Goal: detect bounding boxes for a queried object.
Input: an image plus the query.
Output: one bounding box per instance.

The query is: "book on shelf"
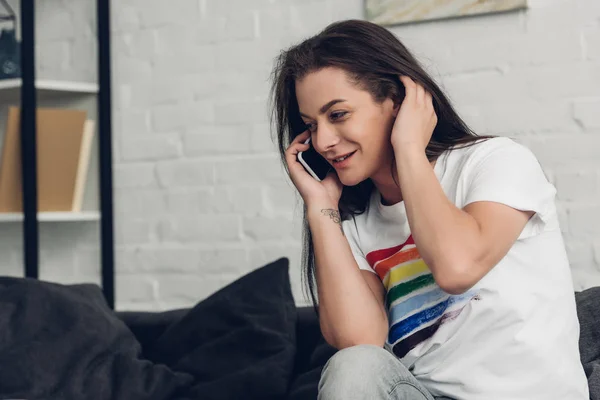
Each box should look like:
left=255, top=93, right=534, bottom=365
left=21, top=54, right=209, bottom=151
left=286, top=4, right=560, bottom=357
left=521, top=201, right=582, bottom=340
left=0, top=106, right=95, bottom=213
left=72, top=119, right=94, bottom=212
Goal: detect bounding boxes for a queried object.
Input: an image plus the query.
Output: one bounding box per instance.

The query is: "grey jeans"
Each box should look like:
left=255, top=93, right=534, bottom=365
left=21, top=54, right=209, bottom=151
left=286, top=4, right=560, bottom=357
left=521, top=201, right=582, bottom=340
left=318, top=344, right=452, bottom=400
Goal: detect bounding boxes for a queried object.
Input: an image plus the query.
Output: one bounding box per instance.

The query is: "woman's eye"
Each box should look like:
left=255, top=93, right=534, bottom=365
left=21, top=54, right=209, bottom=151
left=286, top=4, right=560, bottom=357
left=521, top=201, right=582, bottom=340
left=330, top=111, right=347, bottom=121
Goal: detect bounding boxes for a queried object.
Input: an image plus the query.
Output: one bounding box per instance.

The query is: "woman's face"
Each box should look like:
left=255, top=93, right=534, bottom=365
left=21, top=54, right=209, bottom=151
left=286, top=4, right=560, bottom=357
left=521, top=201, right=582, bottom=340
left=295, top=67, right=398, bottom=187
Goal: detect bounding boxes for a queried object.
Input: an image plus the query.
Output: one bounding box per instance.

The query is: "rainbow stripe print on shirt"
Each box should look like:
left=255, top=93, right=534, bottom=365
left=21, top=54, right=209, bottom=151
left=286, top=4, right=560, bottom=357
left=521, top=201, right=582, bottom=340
left=366, top=235, right=478, bottom=359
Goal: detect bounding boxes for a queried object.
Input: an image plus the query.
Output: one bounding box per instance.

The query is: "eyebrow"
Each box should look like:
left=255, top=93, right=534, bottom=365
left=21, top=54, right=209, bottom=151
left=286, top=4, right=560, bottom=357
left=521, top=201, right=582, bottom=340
left=299, top=99, right=347, bottom=119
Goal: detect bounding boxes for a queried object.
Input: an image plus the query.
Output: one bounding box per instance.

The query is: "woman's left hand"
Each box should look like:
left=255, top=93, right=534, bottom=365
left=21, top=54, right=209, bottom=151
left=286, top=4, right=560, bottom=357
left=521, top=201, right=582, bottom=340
left=390, top=76, right=438, bottom=153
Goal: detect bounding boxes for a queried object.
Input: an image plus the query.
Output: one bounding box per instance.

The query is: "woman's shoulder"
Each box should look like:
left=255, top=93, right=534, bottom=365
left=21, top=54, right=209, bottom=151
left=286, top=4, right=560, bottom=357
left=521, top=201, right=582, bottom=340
left=443, top=136, right=539, bottom=171
left=449, top=136, right=522, bottom=157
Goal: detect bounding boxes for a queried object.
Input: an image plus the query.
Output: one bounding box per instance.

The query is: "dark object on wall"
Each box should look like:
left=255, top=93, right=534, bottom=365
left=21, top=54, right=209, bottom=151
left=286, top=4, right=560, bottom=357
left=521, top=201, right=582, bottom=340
left=0, top=0, right=19, bottom=80
left=0, top=27, right=20, bottom=79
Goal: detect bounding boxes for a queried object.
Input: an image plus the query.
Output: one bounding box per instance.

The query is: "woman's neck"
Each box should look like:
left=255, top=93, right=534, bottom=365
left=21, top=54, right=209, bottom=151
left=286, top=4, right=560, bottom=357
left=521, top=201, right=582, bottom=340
left=371, top=159, right=437, bottom=206
left=371, top=170, right=403, bottom=206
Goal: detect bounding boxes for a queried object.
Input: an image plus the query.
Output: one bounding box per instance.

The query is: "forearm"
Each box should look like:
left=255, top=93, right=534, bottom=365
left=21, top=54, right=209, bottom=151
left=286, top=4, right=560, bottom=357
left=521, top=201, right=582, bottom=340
left=307, top=204, right=388, bottom=349
left=395, top=147, right=480, bottom=293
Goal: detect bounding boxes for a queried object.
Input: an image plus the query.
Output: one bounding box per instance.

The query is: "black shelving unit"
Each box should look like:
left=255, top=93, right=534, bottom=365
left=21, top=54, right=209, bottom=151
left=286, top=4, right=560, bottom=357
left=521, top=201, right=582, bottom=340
left=16, top=0, right=115, bottom=308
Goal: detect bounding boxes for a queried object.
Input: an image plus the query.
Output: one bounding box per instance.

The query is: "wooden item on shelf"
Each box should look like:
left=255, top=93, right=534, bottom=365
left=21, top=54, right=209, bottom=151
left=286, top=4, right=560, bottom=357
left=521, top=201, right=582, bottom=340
left=0, top=106, right=21, bottom=212
left=0, top=106, right=89, bottom=212
left=71, top=119, right=94, bottom=212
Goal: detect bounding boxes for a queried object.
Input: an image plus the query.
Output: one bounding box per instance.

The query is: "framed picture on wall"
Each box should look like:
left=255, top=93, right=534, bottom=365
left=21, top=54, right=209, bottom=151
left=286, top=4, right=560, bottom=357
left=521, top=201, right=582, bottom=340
left=366, top=0, right=527, bottom=26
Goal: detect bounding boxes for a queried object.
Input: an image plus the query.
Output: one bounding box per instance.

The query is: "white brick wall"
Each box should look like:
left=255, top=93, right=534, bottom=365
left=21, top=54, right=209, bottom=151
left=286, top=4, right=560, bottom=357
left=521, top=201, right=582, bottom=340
left=1, top=0, right=599, bottom=310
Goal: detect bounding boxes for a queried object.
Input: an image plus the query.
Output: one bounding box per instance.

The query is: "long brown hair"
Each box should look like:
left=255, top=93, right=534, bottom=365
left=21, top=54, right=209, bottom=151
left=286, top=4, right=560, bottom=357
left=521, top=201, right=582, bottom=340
left=269, top=19, right=492, bottom=310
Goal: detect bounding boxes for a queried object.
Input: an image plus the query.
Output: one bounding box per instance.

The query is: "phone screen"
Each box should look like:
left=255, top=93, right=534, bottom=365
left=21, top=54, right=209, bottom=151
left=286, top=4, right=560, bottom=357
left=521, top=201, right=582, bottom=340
left=297, top=138, right=332, bottom=181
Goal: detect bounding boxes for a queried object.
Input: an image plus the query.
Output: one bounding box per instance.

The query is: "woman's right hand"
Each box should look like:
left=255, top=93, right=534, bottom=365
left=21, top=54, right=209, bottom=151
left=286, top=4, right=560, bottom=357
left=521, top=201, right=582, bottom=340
left=285, top=130, right=343, bottom=209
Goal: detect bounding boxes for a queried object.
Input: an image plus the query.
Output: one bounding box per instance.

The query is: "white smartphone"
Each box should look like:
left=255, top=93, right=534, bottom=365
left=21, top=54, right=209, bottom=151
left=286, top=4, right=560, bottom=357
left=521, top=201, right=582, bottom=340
left=297, top=138, right=332, bottom=181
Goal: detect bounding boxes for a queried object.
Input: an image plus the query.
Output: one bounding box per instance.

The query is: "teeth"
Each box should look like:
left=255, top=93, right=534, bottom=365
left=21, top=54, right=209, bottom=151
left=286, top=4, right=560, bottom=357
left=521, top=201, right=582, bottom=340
left=335, top=154, right=351, bottom=162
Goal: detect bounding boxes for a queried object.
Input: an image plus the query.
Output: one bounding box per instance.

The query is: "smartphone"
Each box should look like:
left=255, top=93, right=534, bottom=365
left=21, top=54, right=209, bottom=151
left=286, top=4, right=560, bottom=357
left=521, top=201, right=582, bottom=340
left=297, top=138, right=332, bottom=181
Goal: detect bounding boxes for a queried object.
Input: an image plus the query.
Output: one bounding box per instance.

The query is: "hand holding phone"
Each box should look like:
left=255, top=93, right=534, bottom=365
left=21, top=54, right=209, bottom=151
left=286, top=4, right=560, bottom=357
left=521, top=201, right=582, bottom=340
left=285, top=131, right=342, bottom=208
left=297, top=138, right=332, bottom=181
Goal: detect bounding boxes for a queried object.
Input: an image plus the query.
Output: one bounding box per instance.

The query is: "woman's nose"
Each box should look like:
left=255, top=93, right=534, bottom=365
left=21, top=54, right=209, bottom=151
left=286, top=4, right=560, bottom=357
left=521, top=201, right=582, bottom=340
left=314, top=125, right=340, bottom=153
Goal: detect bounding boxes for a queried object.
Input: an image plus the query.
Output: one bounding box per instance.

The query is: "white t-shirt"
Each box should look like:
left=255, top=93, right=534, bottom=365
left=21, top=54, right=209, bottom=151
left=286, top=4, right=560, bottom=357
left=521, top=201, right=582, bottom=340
left=342, top=137, right=589, bottom=399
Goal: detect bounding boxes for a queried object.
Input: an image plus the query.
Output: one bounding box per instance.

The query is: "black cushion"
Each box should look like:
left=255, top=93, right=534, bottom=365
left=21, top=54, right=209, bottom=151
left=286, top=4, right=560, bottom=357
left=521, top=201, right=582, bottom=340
left=0, top=278, right=191, bottom=400
left=576, top=287, right=600, bottom=399
left=147, top=257, right=297, bottom=400
left=117, top=308, right=189, bottom=356
left=292, top=307, right=322, bottom=374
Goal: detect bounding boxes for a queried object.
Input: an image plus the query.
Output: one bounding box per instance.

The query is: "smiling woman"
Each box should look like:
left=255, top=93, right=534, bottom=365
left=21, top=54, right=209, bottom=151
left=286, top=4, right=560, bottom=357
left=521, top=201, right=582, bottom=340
left=268, top=19, right=588, bottom=400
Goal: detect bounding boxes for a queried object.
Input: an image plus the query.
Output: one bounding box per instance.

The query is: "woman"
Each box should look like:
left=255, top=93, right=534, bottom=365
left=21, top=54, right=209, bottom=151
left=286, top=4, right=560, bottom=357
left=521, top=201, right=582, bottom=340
left=269, top=20, right=588, bottom=399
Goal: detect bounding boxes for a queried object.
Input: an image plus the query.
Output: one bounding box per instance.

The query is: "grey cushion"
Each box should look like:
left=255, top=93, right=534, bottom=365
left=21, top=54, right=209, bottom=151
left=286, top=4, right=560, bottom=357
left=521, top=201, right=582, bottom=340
left=576, top=287, right=600, bottom=399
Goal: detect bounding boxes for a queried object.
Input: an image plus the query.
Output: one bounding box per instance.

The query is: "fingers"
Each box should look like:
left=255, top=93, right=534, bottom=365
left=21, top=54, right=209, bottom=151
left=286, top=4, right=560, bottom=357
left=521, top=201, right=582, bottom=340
left=400, top=75, right=433, bottom=109
left=285, top=130, right=309, bottom=158
left=288, top=130, right=310, bottom=152
left=285, top=130, right=310, bottom=164
left=291, top=129, right=310, bottom=145
left=416, top=82, right=426, bottom=105
left=286, top=140, right=309, bottom=158
left=425, top=91, right=434, bottom=112
left=399, top=76, right=416, bottom=101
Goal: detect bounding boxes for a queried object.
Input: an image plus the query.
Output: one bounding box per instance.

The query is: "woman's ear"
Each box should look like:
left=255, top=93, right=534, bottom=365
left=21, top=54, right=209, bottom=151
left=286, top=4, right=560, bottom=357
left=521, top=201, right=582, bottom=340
left=392, top=97, right=401, bottom=117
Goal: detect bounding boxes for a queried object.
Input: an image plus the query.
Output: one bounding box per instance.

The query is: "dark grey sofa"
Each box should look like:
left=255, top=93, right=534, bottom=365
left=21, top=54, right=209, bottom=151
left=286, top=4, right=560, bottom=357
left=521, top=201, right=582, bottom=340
left=118, top=286, right=600, bottom=400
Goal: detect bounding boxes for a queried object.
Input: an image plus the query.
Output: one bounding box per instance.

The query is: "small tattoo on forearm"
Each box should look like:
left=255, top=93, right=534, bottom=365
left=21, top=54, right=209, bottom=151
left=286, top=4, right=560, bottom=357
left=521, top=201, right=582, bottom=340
left=321, top=209, right=343, bottom=232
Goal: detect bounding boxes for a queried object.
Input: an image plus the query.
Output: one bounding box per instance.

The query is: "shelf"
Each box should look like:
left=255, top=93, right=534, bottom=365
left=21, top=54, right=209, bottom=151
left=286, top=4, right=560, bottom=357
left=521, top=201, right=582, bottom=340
left=0, top=211, right=101, bottom=222
left=0, top=79, right=99, bottom=102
